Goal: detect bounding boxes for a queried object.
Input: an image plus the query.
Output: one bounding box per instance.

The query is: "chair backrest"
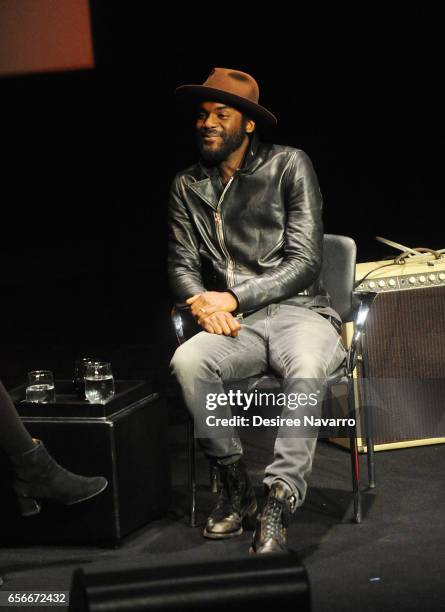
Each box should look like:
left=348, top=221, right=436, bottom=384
left=321, top=234, right=357, bottom=322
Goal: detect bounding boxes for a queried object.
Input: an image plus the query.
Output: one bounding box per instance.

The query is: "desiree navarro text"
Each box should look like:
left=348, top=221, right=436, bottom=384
left=205, top=415, right=356, bottom=427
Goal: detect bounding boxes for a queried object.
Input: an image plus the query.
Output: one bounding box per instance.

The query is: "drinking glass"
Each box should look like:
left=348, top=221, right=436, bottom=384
left=73, top=357, right=95, bottom=399
left=25, top=370, right=56, bottom=403
left=84, top=362, right=115, bottom=404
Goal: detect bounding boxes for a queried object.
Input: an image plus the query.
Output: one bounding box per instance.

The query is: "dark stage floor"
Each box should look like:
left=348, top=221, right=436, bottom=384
left=1, top=426, right=445, bottom=612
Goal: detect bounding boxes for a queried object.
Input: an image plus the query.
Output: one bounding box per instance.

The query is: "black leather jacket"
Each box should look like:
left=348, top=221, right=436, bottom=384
left=168, top=134, right=330, bottom=314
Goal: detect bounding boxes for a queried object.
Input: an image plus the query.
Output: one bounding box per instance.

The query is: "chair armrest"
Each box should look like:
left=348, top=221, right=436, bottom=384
left=171, top=304, right=201, bottom=345
left=346, top=291, right=378, bottom=375
left=171, top=306, right=186, bottom=345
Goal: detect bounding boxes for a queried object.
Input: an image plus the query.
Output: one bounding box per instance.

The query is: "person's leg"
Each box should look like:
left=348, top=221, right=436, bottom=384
left=0, top=378, right=108, bottom=516
left=0, top=380, right=35, bottom=455
left=170, top=309, right=269, bottom=538
left=170, top=312, right=269, bottom=463
left=251, top=304, right=345, bottom=554
left=263, top=304, right=346, bottom=503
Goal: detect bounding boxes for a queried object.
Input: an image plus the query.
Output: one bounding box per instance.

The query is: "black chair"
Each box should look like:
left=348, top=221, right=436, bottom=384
left=171, top=234, right=376, bottom=526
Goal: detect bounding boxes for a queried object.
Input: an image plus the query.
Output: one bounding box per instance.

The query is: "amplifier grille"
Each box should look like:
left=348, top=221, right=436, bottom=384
left=364, top=286, right=445, bottom=378
left=357, top=286, right=445, bottom=444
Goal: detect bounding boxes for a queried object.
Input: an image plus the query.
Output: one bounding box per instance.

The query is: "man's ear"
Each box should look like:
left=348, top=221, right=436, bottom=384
left=245, top=118, right=256, bottom=134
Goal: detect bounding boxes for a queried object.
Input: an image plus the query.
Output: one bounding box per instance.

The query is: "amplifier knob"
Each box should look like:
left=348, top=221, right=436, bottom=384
left=428, top=274, right=436, bottom=282
left=368, top=281, right=376, bottom=288
left=388, top=279, right=396, bottom=287
left=419, top=275, right=426, bottom=283
left=439, top=273, right=445, bottom=281
left=409, top=276, right=417, bottom=284
left=378, top=280, right=386, bottom=287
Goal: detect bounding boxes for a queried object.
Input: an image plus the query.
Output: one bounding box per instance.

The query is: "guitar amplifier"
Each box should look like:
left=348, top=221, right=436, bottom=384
left=335, top=254, right=445, bottom=452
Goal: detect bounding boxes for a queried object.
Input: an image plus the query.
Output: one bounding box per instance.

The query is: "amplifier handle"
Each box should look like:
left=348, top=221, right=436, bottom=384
left=395, top=247, right=442, bottom=263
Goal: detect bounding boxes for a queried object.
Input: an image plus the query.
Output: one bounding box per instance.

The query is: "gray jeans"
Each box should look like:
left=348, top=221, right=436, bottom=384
left=170, top=304, right=346, bottom=506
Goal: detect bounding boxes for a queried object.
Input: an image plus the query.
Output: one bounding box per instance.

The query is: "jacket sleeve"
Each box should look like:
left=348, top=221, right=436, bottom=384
left=228, top=150, right=323, bottom=313
left=168, top=176, right=206, bottom=303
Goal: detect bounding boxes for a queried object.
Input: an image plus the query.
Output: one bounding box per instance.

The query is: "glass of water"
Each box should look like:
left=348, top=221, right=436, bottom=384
left=73, top=357, right=95, bottom=399
left=84, top=362, right=115, bottom=404
left=25, top=370, right=56, bottom=403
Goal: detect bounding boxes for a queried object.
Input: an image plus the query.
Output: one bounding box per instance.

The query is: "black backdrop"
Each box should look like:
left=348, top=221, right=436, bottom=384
left=1, top=8, right=443, bottom=387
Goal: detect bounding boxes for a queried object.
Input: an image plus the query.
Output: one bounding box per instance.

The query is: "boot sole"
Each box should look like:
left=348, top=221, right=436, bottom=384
left=19, top=500, right=41, bottom=517
left=18, top=481, right=108, bottom=517
left=202, top=502, right=258, bottom=540
left=249, top=544, right=287, bottom=555
left=203, top=527, right=243, bottom=540
left=65, top=480, right=109, bottom=505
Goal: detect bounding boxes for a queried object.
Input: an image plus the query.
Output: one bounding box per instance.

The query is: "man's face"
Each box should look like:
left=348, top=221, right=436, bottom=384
left=195, top=102, right=251, bottom=164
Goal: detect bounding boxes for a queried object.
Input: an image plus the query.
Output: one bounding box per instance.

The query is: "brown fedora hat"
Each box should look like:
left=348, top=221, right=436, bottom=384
left=175, top=67, right=277, bottom=128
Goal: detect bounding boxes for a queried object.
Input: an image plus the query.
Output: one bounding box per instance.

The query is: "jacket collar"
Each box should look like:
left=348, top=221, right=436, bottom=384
left=241, top=131, right=263, bottom=173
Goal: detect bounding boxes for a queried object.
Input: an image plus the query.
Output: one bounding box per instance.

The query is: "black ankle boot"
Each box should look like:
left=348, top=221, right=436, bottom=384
left=203, top=458, right=257, bottom=539
left=10, top=440, right=108, bottom=516
left=250, top=481, right=297, bottom=554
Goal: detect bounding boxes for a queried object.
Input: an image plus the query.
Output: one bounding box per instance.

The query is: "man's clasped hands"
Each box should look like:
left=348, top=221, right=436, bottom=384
left=186, top=291, right=241, bottom=337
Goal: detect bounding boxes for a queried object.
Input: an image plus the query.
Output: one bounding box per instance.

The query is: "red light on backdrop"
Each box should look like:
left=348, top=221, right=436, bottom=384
left=0, top=0, right=94, bottom=77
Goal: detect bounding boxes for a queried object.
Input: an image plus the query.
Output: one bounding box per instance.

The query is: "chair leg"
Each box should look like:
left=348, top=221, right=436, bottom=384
left=349, top=431, right=362, bottom=523
left=359, top=388, right=376, bottom=489
left=186, top=419, right=197, bottom=527
left=347, top=380, right=362, bottom=523
left=366, top=434, right=376, bottom=488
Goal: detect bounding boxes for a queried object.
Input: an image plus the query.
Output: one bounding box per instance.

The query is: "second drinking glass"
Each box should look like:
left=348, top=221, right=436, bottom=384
left=84, top=362, right=115, bottom=404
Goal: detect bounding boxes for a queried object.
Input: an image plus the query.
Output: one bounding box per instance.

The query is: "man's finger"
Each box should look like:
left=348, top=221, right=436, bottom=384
left=216, top=315, right=232, bottom=336
left=209, top=316, right=223, bottom=335
left=223, top=314, right=237, bottom=330
left=197, top=314, right=211, bottom=325
left=186, top=294, right=201, bottom=304
left=225, top=314, right=241, bottom=336
left=196, top=305, right=212, bottom=324
left=228, top=320, right=241, bottom=337
left=196, top=306, right=219, bottom=323
left=203, top=319, right=215, bottom=334
left=190, top=300, right=206, bottom=316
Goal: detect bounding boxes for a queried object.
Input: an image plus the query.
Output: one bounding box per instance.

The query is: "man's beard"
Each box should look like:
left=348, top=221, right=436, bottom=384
left=196, top=122, right=247, bottom=165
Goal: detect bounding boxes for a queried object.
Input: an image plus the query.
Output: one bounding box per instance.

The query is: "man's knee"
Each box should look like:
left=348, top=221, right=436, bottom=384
left=286, top=340, right=344, bottom=380
left=285, top=354, right=327, bottom=380
left=170, top=340, right=216, bottom=382
left=170, top=343, right=196, bottom=377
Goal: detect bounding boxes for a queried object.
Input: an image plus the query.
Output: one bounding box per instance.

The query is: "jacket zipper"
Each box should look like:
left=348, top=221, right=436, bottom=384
left=214, top=176, right=235, bottom=287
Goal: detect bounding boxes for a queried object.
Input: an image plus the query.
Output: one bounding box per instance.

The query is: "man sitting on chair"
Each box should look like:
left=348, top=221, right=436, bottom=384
left=169, top=67, right=345, bottom=553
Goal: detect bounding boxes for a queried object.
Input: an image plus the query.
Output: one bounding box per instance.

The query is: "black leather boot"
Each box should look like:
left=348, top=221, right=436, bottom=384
left=203, top=458, right=257, bottom=539
left=10, top=439, right=108, bottom=516
left=250, top=481, right=297, bottom=554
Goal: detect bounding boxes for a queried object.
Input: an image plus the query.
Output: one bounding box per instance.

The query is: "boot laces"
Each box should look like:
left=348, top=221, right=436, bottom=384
left=263, top=496, right=288, bottom=540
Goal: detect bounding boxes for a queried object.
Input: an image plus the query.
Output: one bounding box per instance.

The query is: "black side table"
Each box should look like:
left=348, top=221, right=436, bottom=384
left=0, top=380, right=171, bottom=545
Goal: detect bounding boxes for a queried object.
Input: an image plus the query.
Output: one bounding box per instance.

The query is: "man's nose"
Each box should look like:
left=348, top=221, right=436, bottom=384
left=202, top=114, right=218, bottom=129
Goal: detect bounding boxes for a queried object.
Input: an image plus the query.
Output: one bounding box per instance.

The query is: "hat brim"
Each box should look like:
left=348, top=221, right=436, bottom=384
left=175, top=85, right=277, bottom=128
